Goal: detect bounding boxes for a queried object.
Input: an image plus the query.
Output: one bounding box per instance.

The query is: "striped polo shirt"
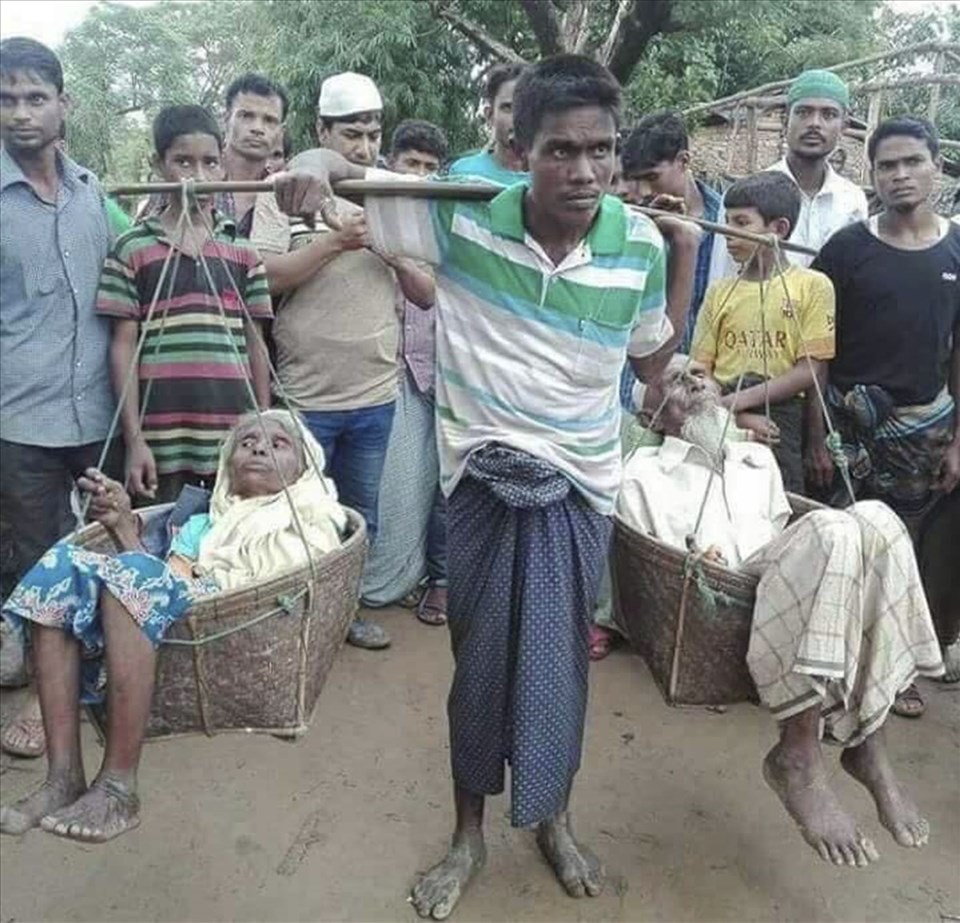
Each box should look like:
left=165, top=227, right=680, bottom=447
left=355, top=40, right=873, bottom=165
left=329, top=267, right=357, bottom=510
left=96, top=214, right=272, bottom=478
left=365, top=180, right=669, bottom=513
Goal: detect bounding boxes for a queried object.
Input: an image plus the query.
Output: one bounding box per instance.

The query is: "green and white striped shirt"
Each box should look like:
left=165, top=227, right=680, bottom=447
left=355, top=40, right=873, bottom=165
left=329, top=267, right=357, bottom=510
left=365, top=180, right=669, bottom=513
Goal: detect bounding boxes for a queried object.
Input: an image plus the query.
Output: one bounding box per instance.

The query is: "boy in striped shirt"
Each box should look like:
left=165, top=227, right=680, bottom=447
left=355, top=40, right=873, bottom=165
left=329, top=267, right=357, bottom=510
left=278, top=55, right=700, bottom=917
left=97, top=106, right=272, bottom=503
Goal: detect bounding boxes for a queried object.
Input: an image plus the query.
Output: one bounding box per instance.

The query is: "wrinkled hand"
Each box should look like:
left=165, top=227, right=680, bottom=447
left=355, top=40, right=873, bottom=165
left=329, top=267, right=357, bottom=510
left=651, top=211, right=702, bottom=245
left=935, top=439, right=960, bottom=493
left=126, top=438, right=158, bottom=499
left=647, top=193, right=686, bottom=214
left=804, top=440, right=835, bottom=490
left=737, top=412, right=780, bottom=446
left=78, top=468, right=136, bottom=535
left=272, top=170, right=341, bottom=229
left=335, top=211, right=368, bottom=251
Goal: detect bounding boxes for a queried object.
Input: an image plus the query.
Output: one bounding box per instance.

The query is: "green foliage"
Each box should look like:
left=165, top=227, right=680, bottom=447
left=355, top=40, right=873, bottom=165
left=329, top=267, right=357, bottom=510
left=54, top=0, right=958, bottom=184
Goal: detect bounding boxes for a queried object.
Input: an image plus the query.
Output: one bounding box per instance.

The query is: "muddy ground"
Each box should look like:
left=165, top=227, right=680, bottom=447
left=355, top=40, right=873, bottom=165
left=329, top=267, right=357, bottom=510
left=1, top=606, right=958, bottom=922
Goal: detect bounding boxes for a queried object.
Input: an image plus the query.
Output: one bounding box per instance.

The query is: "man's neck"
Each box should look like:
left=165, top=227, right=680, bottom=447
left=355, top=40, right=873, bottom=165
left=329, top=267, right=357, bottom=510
left=786, top=152, right=828, bottom=197
left=223, top=147, right=265, bottom=182
left=523, top=192, right=592, bottom=266
left=684, top=174, right=705, bottom=219
left=491, top=141, right=524, bottom=174
left=877, top=205, right=940, bottom=246
left=9, top=143, right=60, bottom=199
left=740, top=248, right=789, bottom=282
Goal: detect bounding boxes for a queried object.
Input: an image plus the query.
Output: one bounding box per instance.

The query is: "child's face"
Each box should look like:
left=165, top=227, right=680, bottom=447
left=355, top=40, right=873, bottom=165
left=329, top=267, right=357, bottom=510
left=158, top=132, right=224, bottom=208
left=725, top=205, right=785, bottom=265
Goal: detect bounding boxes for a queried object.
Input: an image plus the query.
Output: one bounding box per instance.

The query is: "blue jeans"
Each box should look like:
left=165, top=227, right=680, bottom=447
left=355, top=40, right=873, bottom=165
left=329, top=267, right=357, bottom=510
left=302, top=401, right=396, bottom=542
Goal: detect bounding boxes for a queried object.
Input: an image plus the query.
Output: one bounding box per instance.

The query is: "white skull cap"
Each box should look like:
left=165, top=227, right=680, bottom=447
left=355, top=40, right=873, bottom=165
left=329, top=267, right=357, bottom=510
left=317, top=72, right=383, bottom=117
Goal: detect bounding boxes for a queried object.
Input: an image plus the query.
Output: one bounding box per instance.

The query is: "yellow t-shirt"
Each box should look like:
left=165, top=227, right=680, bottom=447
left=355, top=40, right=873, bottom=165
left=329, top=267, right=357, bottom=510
left=690, top=266, right=836, bottom=385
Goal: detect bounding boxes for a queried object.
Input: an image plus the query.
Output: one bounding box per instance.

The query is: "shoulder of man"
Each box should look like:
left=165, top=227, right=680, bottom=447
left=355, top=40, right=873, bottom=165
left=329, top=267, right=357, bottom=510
left=622, top=202, right=664, bottom=250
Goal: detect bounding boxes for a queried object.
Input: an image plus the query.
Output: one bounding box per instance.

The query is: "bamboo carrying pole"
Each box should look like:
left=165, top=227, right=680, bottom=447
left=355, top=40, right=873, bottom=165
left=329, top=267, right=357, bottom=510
left=106, top=178, right=820, bottom=258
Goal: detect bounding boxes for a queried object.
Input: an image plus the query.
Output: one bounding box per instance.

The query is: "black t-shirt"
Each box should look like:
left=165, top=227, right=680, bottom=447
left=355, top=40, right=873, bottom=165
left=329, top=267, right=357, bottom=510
left=812, top=220, right=960, bottom=405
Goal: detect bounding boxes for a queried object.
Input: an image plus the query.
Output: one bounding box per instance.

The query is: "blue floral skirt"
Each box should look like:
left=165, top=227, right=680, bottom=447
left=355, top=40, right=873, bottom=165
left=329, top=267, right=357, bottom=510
left=1, top=542, right=216, bottom=704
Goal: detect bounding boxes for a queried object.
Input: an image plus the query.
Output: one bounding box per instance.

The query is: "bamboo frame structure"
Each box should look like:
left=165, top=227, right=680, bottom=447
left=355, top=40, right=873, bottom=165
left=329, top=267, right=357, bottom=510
left=106, top=178, right=820, bottom=258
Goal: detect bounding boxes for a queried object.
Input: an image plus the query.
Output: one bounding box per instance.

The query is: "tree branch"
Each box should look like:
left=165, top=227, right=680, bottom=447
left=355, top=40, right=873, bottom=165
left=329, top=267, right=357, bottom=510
left=563, top=0, right=591, bottom=54
left=520, top=0, right=565, bottom=56
left=603, top=0, right=679, bottom=85
left=434, top=2, right=527, bottom=64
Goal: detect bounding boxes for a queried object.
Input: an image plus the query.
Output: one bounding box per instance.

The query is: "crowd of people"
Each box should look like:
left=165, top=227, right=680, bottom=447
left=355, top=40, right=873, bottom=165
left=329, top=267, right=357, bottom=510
left=0, top=32, right=958, bottom=919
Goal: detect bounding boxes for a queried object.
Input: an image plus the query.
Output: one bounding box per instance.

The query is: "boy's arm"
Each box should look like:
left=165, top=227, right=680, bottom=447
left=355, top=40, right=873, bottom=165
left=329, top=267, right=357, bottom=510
left=244, top=319, right=271, bottom=410
left=722, top=358, right=822, bottom=413
left=110, top=318, right=157, bottom=498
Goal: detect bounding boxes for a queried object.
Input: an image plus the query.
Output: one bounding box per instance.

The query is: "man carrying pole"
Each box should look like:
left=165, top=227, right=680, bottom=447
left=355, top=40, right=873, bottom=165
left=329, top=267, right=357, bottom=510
left=275, top=54, right=700, bottom=918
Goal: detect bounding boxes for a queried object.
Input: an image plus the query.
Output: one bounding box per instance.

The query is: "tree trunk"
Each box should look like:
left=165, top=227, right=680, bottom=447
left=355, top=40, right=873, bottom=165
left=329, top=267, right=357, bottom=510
left=602, top=0, right=679, bottom=85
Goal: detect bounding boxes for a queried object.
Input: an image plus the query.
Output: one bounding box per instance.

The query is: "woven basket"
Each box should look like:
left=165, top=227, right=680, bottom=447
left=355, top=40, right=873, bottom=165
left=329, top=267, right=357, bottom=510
left=612, top=494, right=822, bottom=706
left=84, top=506, right=366, bottom=740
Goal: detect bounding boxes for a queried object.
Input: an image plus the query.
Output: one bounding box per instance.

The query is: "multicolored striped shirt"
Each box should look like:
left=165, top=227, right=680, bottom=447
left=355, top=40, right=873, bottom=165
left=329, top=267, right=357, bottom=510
left=95, top=213, right=272, bottom=478
left=365, top=178, right=670, bottom=513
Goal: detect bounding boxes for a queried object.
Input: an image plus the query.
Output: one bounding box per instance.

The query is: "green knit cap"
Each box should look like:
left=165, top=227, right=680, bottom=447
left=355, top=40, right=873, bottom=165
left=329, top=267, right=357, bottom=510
left=787, top=69, right=850, bottom=109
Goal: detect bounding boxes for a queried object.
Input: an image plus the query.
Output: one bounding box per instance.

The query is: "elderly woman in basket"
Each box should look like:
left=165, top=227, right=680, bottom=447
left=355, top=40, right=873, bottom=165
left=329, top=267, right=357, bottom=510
left=0, top=410, right=346, bottom=843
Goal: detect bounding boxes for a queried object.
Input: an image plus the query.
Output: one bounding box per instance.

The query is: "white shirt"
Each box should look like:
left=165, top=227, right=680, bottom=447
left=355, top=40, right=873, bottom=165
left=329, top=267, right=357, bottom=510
left=768, top=158, right=869, bottom=267
left=615, top=437, right=792, bottom=566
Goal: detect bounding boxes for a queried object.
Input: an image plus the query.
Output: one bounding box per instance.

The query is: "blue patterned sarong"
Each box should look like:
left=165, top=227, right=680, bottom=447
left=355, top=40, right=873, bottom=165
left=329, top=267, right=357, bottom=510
left=447, top=445, right=611, bottom=827
left=1, top=543, right=212, bottom=704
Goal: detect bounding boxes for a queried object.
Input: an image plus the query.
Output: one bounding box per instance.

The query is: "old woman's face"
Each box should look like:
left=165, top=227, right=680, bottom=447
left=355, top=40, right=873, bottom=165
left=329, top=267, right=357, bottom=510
left=228, top=417, right=305, bottom=499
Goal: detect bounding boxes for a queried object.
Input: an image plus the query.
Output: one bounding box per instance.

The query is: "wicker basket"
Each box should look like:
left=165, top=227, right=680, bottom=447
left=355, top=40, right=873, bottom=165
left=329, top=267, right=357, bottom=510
left=85, top=506, right=366, bottom=740
left=612, top=494, right=821, bottom=706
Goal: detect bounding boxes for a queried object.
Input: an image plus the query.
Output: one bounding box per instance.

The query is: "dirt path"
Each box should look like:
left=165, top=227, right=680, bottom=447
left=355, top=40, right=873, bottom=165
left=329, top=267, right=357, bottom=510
left=2, top=607, right=958, bottom=922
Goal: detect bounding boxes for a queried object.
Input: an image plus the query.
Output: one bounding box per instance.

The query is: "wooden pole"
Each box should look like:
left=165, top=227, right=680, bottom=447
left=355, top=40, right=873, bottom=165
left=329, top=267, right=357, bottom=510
left=745, top=104, right=759, bottom=173
left=105, top=178, right=820, bottom=257
left=928, top=52, right=945, bottom=122
left=862, top=90, right=883, bottom=184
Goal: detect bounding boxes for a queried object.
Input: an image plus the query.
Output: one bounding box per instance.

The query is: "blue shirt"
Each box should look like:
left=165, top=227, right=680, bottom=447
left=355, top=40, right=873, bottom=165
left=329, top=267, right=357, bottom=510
left=447, top=150, right=529, bottom=187
left=168, top=513, right=213, bottom=560
left=0, top=148, right=114, bottom=447
left=682, top=180, right=723, bottom=352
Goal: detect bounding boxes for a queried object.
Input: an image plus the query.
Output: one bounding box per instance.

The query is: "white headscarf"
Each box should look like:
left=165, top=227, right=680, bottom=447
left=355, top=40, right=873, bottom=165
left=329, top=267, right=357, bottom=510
left=197, top=410, right=348, bottom=590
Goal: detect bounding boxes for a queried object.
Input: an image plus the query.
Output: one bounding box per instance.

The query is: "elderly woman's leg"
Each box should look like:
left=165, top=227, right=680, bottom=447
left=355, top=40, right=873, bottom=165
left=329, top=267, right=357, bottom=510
left=41, top=590, right=154, bottom=843
left=0, top=625, right=86, bottom=834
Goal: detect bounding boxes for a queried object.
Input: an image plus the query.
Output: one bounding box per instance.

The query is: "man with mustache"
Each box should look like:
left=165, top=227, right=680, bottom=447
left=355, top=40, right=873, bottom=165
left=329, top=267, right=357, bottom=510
left=768, top=70, right=868, bottom=268
left=617, top=357, right=944, bottom=868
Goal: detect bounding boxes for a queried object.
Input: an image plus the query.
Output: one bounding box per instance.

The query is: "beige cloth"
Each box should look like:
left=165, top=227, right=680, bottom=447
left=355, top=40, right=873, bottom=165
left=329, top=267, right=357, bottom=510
left=198, top=410, right=348, bottom=590
left=253, top=182, right=400, bottom=412
left=616, top=440, right=944, bottom=744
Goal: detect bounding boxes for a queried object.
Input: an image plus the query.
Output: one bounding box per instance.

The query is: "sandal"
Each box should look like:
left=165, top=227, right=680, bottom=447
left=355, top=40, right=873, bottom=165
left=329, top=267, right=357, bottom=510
left=891, top=682, right=925, bottom=719
left=417, top=586, right=448, bottom=626
left=1, top=714, right=46, bottom=758
left=588, top=625, right=616, bottom=662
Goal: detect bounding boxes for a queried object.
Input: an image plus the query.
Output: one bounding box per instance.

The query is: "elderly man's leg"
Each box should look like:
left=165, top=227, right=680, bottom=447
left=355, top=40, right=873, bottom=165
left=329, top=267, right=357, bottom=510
left=42, top=590, right=153, bottom=842
left=840, top=728, right=929, bottom=848
left=764, top=705, right=878, bottom=867
left=0, top=624, right=86, bottom=834
left=536, top=796, right=604, bottom=897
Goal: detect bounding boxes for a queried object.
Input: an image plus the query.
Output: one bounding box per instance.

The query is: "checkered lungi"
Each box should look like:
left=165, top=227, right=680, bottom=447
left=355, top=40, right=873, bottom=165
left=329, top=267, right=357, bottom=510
left=743, top=500, right=944, bottom=746
left=446, top=445, right=611, bottom=827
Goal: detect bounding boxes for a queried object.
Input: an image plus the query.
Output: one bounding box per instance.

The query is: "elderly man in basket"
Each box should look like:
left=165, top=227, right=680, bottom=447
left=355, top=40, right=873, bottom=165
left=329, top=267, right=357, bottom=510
left=0, top=411, right=346, bottom=843
left=618, top=359, right=944, bottom=868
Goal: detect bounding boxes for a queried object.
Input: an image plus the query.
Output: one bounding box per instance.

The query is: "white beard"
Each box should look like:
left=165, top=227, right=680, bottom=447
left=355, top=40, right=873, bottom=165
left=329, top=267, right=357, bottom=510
left=680, top=404, right=735, bottom=458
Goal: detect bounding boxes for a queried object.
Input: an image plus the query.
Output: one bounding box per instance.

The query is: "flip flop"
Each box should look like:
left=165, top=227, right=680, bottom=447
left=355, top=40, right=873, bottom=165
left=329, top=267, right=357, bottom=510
left=891, top=682, right=925, bottom=719
left=1, top=715, right=46, bottom=758
left=417, top=587, right=447, bottom=626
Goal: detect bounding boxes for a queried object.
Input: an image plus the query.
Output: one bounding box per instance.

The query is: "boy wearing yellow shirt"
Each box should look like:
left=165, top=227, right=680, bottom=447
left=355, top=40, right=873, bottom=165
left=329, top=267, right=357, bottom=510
left=691, top=172, right=836, bottom=491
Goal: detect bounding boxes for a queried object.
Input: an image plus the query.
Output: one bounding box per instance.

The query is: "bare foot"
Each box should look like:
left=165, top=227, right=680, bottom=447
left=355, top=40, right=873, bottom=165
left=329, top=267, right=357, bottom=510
left=0, top=773, right=86, bottom=835
left=1, top=692, right=45, bottom=758
left=763, top=743, right=879, bottom=867
left=40, top=775, right=140, bottom=843
left=410, top=828, right=486, bottom=920
left=841, top=734, right=929, bottom=848
left=536, top=812, right=605, bottom=898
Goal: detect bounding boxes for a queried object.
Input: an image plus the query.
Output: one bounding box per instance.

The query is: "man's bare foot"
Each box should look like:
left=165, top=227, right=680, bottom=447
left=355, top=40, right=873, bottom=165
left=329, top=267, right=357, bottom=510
left=40, top=775, right=140, bottom=843
left=410, top=828, right=486, bottom=920
left=536, top=812, right=605, bottom=898
left=841, top=734, right=929, bottom=848
left=763, top=743, right=879, bottom=867
left=0, top=773, right=86, bottom=835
